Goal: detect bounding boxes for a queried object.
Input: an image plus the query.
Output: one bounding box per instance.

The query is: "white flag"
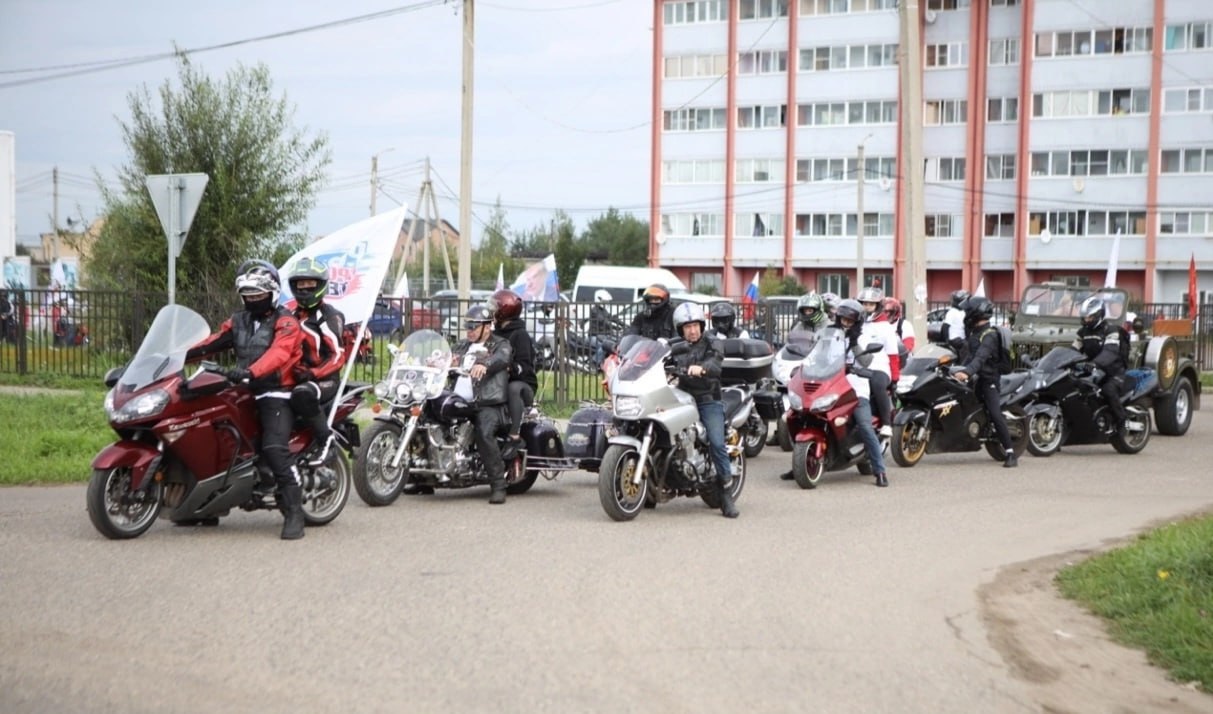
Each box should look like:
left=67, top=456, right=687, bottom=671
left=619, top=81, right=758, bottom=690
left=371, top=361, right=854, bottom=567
left=496, top=263, right=505, bottom=291
left=1104, top=230, right=1122, bottom=287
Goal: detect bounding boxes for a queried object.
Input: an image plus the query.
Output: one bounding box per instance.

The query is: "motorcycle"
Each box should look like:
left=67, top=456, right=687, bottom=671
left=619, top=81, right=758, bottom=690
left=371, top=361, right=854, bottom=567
left=889, top=343, right=1029, bottom=467
left=718, top=337, right=774, bottom=458
left=86, top=304, right=361, bottom=539
left=784, top=327, right=886, bottom=489
left=1009, top=345, right=1153, bottom=457
left=764, top=330, right=820, bottom=451
left=353, top=329, right=565, bottom=505
left=597, top=337, right=746, bottom=521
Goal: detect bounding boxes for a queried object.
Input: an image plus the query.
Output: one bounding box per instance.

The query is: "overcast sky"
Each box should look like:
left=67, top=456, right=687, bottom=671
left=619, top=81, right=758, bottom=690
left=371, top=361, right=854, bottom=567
left=1, top=0, right=653, bottom=246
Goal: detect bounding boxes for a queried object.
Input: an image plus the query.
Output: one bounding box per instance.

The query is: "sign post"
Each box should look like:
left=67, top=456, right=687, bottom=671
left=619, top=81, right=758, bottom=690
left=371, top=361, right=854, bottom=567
left=145, top=173, right=208, bottom=304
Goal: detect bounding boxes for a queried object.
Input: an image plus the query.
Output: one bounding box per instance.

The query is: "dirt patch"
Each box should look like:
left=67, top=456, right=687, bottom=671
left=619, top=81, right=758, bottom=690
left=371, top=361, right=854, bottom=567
left=979, top=545, right=1211, bottom=714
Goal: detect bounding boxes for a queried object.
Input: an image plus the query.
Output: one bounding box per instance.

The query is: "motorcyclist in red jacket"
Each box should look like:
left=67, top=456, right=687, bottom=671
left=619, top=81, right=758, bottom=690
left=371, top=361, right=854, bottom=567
left=287, top=258, right=347, bottom=466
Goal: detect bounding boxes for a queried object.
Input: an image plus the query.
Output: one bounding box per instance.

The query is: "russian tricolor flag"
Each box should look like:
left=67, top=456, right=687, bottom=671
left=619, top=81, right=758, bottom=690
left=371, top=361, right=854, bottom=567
left=742, top=271, right=760, bottom=319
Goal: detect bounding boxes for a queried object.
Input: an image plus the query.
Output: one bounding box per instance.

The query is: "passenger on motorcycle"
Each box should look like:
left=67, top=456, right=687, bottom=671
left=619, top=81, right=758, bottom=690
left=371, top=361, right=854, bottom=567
left=625, top=284, right=677, bottom=341
left=669, top=302, right=739, bottom=518
left=707, top=302, right=749, bottom=340
left=880, top=296, right=915, bottom=354
left=185, top=260, right=308, bottom=538
left=835, top=299, right=889, bottom=487
left=953, top=296, right=1017, bottom=468
left=856, top=287, right=899, bottom=438
left=453, top=305, right=514, bottom=504
left=287, top=258, right=347, bottom=467
left=820, top=292, right=841, bottom=321
left=487, top=290, right=538, bottom=444
left=589, top=289, right=625, bottom=365
left=1073, top=296, right=1131, bottom=432
left=941, top=289, right=969, bottom=357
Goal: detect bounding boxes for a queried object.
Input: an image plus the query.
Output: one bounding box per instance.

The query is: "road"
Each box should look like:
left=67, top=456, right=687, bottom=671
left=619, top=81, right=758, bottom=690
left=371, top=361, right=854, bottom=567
left=2, top=406, right=1211, bottom=714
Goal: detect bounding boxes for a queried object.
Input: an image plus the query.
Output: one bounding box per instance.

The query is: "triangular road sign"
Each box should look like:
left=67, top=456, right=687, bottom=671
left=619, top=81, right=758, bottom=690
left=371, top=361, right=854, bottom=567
left=145, top=173, right=208, bottom=258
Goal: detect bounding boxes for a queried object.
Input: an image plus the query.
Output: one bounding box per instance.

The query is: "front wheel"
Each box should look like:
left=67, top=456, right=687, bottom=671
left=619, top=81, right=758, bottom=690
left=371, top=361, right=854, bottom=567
left=1111, top=407, right=1152, bottom=454
left=985, top=407, right=1029, bottom=461
left=792, top=440, right=824, bottom=489
left=1025, top=409, right=1064, bottom=457
left=598, top=444, right=648, bottom=522
left=86, top=466, right=162, bottom=539
left=890, top=420, right=928, bottom=468
left=776, top=416, right=793, bottom=452
left=353, top=421, right=407, bottom=506
left=742, top=412, right=767, bottom=458
left=302, top=448, right=351, bottom=526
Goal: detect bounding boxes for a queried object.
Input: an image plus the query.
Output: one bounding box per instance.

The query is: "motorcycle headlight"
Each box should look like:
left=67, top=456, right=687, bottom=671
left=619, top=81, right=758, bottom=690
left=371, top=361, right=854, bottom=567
left=810, top=393, right=839, bottom=412
left=103, top=388, right=115, bottom=418
left=394, top=383, right=413, bottom=401
left=787, top=391, right=803, bottom=412
left=411, top=384, right=429, bottom=401
left=896, top=376, right=916, bottom=394
left=374, top=381, right=389, bottom=399
left=110, top=389, right=170, bottom=425
left=614, top=395, right=642, bottom=418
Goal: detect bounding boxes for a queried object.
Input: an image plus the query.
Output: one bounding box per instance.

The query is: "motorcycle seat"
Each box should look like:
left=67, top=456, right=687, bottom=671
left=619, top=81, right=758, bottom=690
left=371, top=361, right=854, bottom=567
left=722, top=386, right=746, bottom=421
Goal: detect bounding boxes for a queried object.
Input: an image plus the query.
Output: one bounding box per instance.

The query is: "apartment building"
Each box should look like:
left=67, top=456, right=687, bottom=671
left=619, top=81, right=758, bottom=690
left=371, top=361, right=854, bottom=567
left=649, top=0, right=1211, bottom=302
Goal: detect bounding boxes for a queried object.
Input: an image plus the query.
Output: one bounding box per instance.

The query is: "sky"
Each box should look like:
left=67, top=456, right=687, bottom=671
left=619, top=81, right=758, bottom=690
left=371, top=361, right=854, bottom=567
left=0, top=0, right=654, bottom=247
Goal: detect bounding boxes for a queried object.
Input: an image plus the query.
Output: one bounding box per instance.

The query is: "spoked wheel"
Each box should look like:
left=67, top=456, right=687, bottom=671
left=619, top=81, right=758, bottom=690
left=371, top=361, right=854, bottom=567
left=891, top=421, right=928, bottom=468
left=1026, top=410, right=1064, bottom=457
left=505, top=453, right=539, bottom=495
left=985, top=407, right=1029, bottom=461
left=353, top=421, right=407, bottom=506
left=1111, top=407, right=1152, bottom=454
left=86, top=466, right=163, bottom=539
left=792, top=440, right=824, bottom=490
left=742, top=412, right=767, bottom=458
left=302, top=448, right=351, bottom=526
left=598, top=444, right=648, bottom=522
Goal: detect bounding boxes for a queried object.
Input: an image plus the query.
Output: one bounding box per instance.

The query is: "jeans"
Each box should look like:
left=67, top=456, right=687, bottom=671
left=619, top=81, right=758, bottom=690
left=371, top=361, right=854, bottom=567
left=506, top=381, right=535, bottom=436
left=696, top=400, right=732, bottom=483
left=256, top=396, right=300, bottom=488
left=976, top=377, right=1012, bottom=452
left=853, top=397, right=886, bottom=475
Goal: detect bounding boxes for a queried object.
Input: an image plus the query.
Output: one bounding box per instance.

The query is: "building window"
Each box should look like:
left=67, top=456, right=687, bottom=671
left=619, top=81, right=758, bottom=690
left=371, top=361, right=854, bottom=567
left=984, top=213, right=1015, bottom=237
left=985, top=154, right=1016, bottom=180
left=929, top=157, right=966, bottom=181
left=927, top=0, right=971, bottom=9
left=990, top=0, right=1018, bottom=7
left=736, top=213, right=784, bottom=236
left=739, top=0, right=790, bottom=20
left=663, top=159, right=726, bottom=184
left=1159, top=211, right=1212, bottom=235
left=664, top=0, right=727, bottom=24
left=925, top=42, right=968, bottom=68
left=1163, top=87, right=1213, bottom=113
left=662, top=213, right=725, bottom=236
left=736, top=158, right=785, bottom=183
left=797, top=100, right=896, bottom=127
left=799, top=43, right=898, bottom=71
left=818, top=273, right=851, bottom=296
left=1028, top=149, right=1146, bottom=177
left=663, top=107, right=727, bottom=132
left=1164, top=22, right=1212, bottom=51
left=987, top=96, right=1019, bottom=122
left=665, top=54, right=729, bottom=79
left=1035, top=27, right=1152, bottom=57
left=738, top=49, right=788, bottom=75
left=924, top=99, right=968, bottom=125
left=1160, top=147, right=1213, bottom=174
left=1032, top=88, right=1150, bottom=118
left=795, top=212, right=894, bottom=236
left=988, top=37, right=1020, bottom=65
left=689, top=272, right=724, bottom=295
left=738, top=104, right=787, bottom=129
left=925, top=214, right=958, bottom=237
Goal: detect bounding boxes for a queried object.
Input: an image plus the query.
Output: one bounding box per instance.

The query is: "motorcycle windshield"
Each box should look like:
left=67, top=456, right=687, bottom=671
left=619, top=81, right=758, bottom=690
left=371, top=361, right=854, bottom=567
left=616, top=338, right=671, bottom=382
left=120, top=304, right=212, bottom=391
left=1036, top=345, right=1084, bottom=372
left=387, top=329, right=453, bottom=398
left=799, top=327, right=848, bottom=380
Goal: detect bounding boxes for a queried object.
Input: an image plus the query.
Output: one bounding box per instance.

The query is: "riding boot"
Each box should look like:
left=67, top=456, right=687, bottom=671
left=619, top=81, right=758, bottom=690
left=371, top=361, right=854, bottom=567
left=717, top=480, right=739, bottom=519
left=279, top=484, right=306, bottom=540
left=489, top=476, right=507, bottom=505
left=874, top=472, right=888, bottom=487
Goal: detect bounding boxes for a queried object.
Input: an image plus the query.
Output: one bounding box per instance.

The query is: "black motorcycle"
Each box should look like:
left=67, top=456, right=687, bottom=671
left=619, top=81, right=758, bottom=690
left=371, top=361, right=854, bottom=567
left=889, top=343, right=1029, bottom=467
left=1008, top=346, right=1152, bottom=457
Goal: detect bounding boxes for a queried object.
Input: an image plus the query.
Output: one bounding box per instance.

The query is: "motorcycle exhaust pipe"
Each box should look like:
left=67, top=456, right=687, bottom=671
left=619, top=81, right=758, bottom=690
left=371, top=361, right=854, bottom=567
left=390, top=415, right=420, bottom=470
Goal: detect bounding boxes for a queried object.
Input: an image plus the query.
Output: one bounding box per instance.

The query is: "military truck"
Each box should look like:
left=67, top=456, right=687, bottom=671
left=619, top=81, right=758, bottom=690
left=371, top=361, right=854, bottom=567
left=1010, top=282, right=1200, bottom=436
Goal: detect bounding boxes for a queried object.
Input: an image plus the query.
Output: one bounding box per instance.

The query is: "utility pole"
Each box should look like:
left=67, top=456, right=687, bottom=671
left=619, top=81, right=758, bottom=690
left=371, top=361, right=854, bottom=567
left=51, top=166, right=59, bottom=260
left=856, top=142, right=866, bottom=292
left=899, top=0, right=927, bottom=339
left=370, top=147, right=394, bottom=217
left=457, top=0, right=474, bottom=300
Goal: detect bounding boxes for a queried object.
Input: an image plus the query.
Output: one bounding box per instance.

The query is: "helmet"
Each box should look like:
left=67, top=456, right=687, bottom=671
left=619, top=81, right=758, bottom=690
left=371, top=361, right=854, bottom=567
left=857, top=286, right=884, bottom=320
left=1079, top=296, right=1106, bottom=330
left=797, top=293, right=825, bottom=327
left=641, top=284, right=670, bottom=316
left=487, top=289, right=523, bottom=324
left=835, top=298, right=864, bottom=325
left=820, top=292, right=841, bottom=315
left=962, top=296, right=995, bottom=325
left=235, top=261, right=281, bottom=314
left=463, top=305, right=494, bottom=330
left=672, top=301, right=706, bottom=337
left=709, top=302, right=737, bottom=334
left=882, top=296, right=902, bottom=323
left=287, top=257, right=328, bottom=309
left=593, top=289, right=612, bottom=303
left=951, top=289, right=971, bottom=308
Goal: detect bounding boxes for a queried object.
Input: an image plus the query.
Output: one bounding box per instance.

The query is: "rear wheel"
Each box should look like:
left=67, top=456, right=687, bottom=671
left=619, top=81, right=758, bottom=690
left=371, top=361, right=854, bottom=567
left=1154, top=378, right=1194, bottom=436
left=742, top=412, right=767, bottom=458
left=986, top=407, right=1029, bottom=461
left=353, top=421, right=407, bottom=506
left=505, top=453, right=539, bottom=495
left=792, top=440, right=824, bottom=490
left=776, top=416, right=793, bottom=452
left=891, top=421, right=928, bottom=468
left=86, top=466, right=162, bottom=539
left=598, top=445, right=648, bottom=522
left=302, top=449, right=350, bottom=526
left=1025, top=409, right=1064, bottom=457
left=1111, top=407, right=1151, bottom=454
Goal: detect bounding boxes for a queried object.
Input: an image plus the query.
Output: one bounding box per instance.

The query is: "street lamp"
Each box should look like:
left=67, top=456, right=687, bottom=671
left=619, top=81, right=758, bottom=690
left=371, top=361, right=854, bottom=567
left=371, top=147, right=396, bottom=216
left=856, top=133, right=874, bottom=293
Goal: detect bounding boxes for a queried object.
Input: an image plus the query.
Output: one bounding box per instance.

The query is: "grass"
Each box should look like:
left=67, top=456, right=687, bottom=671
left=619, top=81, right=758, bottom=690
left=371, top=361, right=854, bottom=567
left=0, top=386, right=113, bottom=485
left=1055, top=513, right=1213, bottom=693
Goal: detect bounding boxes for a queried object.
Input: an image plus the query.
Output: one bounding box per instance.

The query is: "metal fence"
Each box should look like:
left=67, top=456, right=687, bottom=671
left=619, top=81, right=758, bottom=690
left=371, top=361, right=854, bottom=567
left=1, top=290, right=1208, bottom=407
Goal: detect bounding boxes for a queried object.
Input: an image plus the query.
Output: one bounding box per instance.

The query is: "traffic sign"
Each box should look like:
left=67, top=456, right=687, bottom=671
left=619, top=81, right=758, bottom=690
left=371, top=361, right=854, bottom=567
left=146, top=173, right=208, bottom=259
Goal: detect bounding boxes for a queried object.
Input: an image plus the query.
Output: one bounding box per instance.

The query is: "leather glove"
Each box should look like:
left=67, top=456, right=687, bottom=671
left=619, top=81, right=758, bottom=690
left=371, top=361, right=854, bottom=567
left=225, top=367, right=252, bottom=383
left=292, top=365, right=315, bottom=382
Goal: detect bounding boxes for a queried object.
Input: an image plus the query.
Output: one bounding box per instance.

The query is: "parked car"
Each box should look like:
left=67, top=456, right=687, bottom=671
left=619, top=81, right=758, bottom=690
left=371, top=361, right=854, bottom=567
left=365, top=298, right=440, bottom=339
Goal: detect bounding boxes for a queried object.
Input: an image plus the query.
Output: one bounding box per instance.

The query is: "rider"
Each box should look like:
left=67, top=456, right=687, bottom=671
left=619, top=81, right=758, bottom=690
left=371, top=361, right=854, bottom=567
left=287, top=258, right=347, bottom=467
left=588, top=289, right=625, bottom=365
left=488, top=290, right=538, bottom=444
left=941, top=289, right=970, bottom=357
left=625, top=284, right=677, bottom=341
left=452, top=305, right=514, bottom=504
left=820, top=292, right=842, bottom=322
left=707, top=302, right=750, bottom=340
left=856, top=287, right=899, bottom=438
left=835, top=299, right=890, bottom=488
left=787, top=292, right=828, bottom=345
left=186, top=260, right=308, bottom=538
left=881, top=296, right=915, bottom=354
left=953, top=296, right=1017, bottom=468
left=1073, top=296, right=1130, bottom=432
left=668, top=302, right=739, bottom=518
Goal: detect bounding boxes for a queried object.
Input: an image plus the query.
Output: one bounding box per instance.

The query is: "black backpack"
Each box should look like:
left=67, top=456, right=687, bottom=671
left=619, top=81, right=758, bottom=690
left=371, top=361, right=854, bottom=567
left=981, top=326, right=1014, bottom=375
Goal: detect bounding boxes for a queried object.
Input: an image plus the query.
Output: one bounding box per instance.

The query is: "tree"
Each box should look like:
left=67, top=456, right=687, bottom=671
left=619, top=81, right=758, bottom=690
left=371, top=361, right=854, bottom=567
left=474, top=197, right=523, bottom=286
left=86, top=55, right=330, bottom=311
left=759, top=269, right=806, bottom=297
left=550, top=211, right=582, bottom=294
left=579, top=208, right=649, bottom=265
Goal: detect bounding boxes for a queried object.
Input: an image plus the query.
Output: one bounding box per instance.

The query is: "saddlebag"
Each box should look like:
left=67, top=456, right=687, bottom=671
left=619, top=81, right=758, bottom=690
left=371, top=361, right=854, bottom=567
left=564, top=405, right=612, bottom=472
left=719, top=338, right=774, bottom=384
left=753, top=390, right=783, bottom=421
left=522, top=418, right=564, bottom=459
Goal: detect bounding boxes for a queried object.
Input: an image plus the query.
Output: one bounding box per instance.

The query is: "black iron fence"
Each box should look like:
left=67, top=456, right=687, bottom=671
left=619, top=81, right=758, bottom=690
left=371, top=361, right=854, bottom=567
left=1, top=290, right=1208, bottom=407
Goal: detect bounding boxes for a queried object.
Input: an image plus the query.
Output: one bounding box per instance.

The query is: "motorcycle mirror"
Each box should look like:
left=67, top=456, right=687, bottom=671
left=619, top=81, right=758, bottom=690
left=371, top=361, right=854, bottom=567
left=103, top=366, right=124, bottom=388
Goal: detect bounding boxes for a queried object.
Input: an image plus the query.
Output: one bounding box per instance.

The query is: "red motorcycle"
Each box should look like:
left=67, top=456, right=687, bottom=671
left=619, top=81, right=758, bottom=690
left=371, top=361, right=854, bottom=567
left=87, top=304, right=364, bottom=539
left=785, top=327, right=886, bottom=489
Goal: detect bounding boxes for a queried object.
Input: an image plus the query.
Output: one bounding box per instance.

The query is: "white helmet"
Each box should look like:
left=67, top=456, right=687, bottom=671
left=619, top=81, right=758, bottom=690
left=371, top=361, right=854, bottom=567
left=672, top=302, right=706, bottom=336
left=594, top=289, right=612, bottom=303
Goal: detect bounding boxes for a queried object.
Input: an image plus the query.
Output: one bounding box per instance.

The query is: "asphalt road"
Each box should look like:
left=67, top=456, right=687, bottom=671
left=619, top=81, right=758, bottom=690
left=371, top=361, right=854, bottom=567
left=1, top=406, right=1210, bottom=714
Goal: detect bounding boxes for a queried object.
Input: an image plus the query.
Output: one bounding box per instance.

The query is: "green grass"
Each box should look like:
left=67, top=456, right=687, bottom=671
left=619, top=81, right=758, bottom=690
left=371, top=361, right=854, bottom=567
left=1200, top=371, right=1213, bottom=388
left=1056, top=513, right=1213, bottom=692
left=0, top=387, right=113, bottom=485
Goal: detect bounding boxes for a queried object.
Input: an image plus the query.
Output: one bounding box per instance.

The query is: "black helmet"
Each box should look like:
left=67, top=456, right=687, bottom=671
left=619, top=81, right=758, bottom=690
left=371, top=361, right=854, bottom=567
left=1079, top=296, right=1106, bottom=330
left=287, top=257, right=329, bottom=309
left=464, top=305, right=493, bottom=330
left=963, top=296, right=995, bottom=325
left=835, top=298, right=864, bottom=325
left=709, top=302, right=736, bottom=334
left=641, top=284, right=670, bottom=317
left=951, top=289, right=971, bottom=309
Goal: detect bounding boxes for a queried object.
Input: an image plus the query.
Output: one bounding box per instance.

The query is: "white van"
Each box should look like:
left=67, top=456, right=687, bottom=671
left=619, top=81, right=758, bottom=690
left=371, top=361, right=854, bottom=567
left=571, top=266, right=687, bottom=304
